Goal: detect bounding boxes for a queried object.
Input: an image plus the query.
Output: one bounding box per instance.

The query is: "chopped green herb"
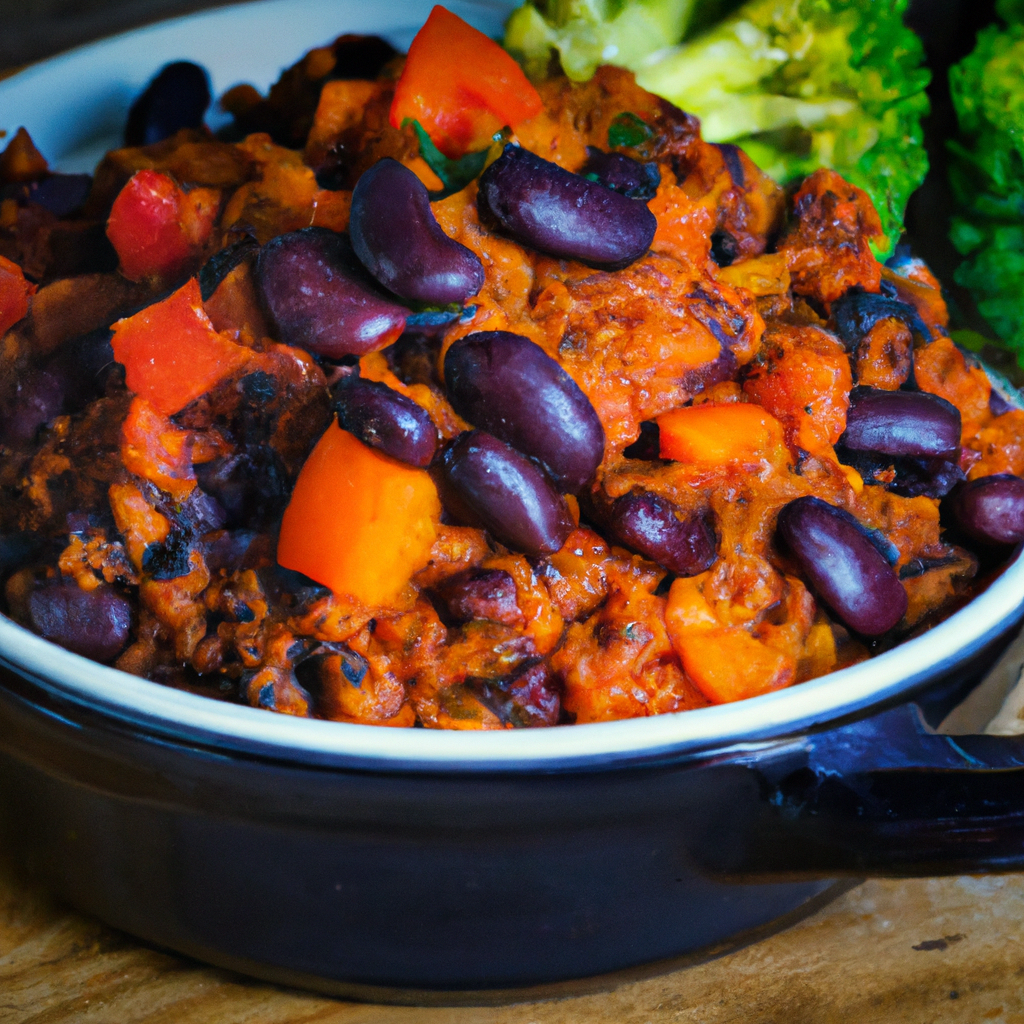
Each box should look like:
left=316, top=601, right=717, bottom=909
left=609, top=112, right=654, bottom=149
left=409, top=120, right=490, bottom=198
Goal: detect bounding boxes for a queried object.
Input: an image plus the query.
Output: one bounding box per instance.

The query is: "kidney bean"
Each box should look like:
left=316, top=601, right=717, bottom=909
left=195, top=445, right=289, bottom=528
left=28, top=577, right=132, bottom=662
left=889, top=457, right=965, bottom=499
left=5, top=173, right=93, bottom=216
left=435, top=431, right=574, bottom=556
left=949, top=474, right=1024, bottom=547
left=256, top=228, right=407, bottom=358
left=473, top=662, right=561, bottom=728
left=477, top=144, right=657, bottom=270
left=444, top=331, right=604, bottom=492
left=0, top=368, right=65, bottom=445
left=776, top=496, right=908, bottom=636
left=350, top=159, right=485, bottom=305
left=831, top=291, right=931, bottom=348
left=581, top=147, right=660, bottom=200
left=434, top=568, right=523, bottom=626
left=334, top=376, right=437, bottom=467
left=840, top=386, right=961, bottom=461
left=605, top=491, right=716, bottom=577
left=124, top=61, right=212, bottom=146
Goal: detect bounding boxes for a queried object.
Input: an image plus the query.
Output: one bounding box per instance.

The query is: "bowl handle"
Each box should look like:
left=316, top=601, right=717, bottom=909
left=708, top=702, right=1024, bottom=878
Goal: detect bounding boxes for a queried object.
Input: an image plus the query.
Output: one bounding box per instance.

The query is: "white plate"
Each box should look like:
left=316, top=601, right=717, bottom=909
left=1, top=0, right=1022, bottom=773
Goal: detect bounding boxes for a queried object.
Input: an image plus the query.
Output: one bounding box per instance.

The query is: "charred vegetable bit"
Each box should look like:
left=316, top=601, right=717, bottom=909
left=0, top=7, right=1018, bottom=731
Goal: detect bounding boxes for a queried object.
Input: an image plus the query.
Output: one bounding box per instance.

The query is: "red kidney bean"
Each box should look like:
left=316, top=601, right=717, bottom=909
left=840, top=386, right=961, bottom=461
left=605, top=491, right=717, bottom=577
left=434, top=568, right=523, bottom=626
left=831, top=291, right=931, bottom=348
left=949, top=474, right=1024, bottom=547
left=477, top=144, right=657, bottom=270
left=3, top=173, right=93, bottom=216
left=444, top=331, right=605, bottom=492
left=256, top=228, right=407, bottom=358
left=581, top=147, right=660, bottom=200
left=125, top=61, right=211, bottom=146
left=0, top=368, right=65, bottom=445
left=776, top=496, right=908, bottom=636
left=435, top=431, right=574, bottom=556
left=28, top=577, right=132, bottom=662
left=350, top=159, right=485, bottom=305
left=195, top=446, right=289, bottom=528
left=334, top=376, right=437, bottom=468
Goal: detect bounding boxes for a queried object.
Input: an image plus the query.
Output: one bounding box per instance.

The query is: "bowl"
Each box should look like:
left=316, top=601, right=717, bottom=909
left=3, top=0, right=1024, bottom=1003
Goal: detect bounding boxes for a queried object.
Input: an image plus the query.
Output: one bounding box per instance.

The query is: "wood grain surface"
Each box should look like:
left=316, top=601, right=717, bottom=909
left=2, top=832, right=1023, bottom=1024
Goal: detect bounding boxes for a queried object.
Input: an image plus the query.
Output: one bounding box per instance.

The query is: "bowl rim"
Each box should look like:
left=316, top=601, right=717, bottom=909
left=1, top=0, right=1021, bottom=774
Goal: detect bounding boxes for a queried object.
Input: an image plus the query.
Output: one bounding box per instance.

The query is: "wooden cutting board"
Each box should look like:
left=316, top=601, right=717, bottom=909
left=2, top=837, right=1022, bottom=1023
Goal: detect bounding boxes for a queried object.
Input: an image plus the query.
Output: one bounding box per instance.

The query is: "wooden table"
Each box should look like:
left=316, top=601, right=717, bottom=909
left=3, top=837, right=1023, bottom=1023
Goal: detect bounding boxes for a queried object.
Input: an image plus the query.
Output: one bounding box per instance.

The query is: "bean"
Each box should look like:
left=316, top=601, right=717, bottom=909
left=0, top=368, right=65, bottom=445
left=334, top=376, right=437, bottom=467
left=889, top=457, right=964, bottom=499
left=841, top=386, right=961, bottom=461
left=350, top=159, right=485, bottom=305
left=581, top=147, right=660, bottom=200
left=444, top=331, right=604, bottom=492
left=124, top=62, right=211, bottom=147
left=776, top=496, right=907, bottom=636
left=256, top=228, right=407, bottom=358
left=28, top=578, right=132, bottom=662
left=7, top=174, right=93, bottom=216
left=434, top=568, right=523, bottom=626
left=950, top=474, right=1024, bottom=547
left=831, top=290, right=931, bottom=348
left=606, top=490, right=717, bottom=577
left=194, top=446, right=289, bottom=528
left=473, top=663, right=561, bottom=728
left=477, top=144, right=657, bottom=270
left=435, top=431, right=574, bottom=556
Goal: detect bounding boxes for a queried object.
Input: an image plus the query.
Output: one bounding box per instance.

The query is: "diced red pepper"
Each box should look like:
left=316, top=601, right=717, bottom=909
left=0, top=255, right=36, bottom=335
left=120, top=397, right=196, bottom=500
left=390, top=6, right=543, bottom=158
left=111, top=278, right=250, bottom=415
left=106, top=169, right=218, bottom=282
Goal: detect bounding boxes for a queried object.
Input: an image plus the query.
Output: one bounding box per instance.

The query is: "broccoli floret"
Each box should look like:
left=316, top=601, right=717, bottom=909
left=635, top=0, right=929, bottom=256
left=506, top=0, right=930, bottom=257
left=948, top=0, right=1024, bottom=361
left=505, top=0, right=696, bottom=82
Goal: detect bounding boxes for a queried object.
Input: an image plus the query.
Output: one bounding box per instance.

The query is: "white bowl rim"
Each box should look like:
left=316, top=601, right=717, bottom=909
left=0, top=0, right=1021, bottom=774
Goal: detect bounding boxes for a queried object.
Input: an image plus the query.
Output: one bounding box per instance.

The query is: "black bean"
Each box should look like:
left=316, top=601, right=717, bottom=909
left=350, top=158, right=485, bottom=305
left=581, top=147, right=660, bottom=200
left=949, top=474, right=1024, bottom=547
left=0, top=368, right=65, bottom=445
left=444, top=331, right=604, bottom=492
left=125, top=61, right=212, bottom=147
left=477, top=144, right=657, bottom=270
left=841, top=386, right=961, bottom=461
left=435, top=431, right=574, bottom=556
left=831, top=290, right=931, bottom=348
left=434, top=568, right=522, bottom=626
left=776, top=496, right=908, bottom=636
left=256, top=228, right=407, bottom=358
left=28, top=577, right=131, bottom=662
left=605, top=491, right=716, bottom=577
left=334, top=376, right=437, bottom=467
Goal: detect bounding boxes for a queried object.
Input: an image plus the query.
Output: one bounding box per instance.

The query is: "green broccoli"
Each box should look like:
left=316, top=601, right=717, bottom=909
left=948, top=0, right=1024, bottom=362
left=505, top=0, right=930, bottom=256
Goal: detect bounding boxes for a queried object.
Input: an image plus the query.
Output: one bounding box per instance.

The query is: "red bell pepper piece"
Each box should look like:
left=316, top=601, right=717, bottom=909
left=390, top=6, right=543, bottom=158
left=0, top=255, right=36, bottom=336
left=111, top=278, right=249, bottom=416
left=120, top=396, right=196, bottom=500
left=106, top=169, right=218, bottom=282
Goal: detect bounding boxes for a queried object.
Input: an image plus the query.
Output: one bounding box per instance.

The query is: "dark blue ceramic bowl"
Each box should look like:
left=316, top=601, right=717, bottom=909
left=3, top=0, right=1024, bottom=1003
